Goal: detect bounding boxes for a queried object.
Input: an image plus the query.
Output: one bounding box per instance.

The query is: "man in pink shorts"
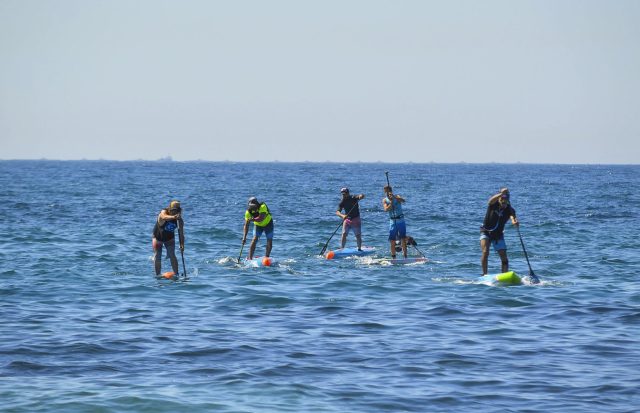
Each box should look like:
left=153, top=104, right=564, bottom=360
left=336, top=187, right=365, bottom=250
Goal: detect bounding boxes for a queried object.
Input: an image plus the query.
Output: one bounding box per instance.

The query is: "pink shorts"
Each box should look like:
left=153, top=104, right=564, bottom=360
left=342, top=216, right=362, bottom=236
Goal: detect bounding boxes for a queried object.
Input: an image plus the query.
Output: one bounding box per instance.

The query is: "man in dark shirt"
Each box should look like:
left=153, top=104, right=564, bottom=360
left=336, top=187, right=365, bottom=250
left=480, top=188, right=519, bottom=275
left=152, top=200, right=185, bottom=276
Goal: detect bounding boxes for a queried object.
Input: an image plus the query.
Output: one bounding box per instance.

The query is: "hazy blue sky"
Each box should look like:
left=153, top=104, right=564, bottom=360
left=1, top=0, right=639, bottom=163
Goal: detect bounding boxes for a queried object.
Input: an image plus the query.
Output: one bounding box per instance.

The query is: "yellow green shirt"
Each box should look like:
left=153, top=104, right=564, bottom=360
left=244, top=203, right=272, bottom=227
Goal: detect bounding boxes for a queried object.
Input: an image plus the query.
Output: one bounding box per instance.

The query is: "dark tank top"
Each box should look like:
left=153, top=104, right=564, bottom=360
left=153, top=217, right=177, bottom=242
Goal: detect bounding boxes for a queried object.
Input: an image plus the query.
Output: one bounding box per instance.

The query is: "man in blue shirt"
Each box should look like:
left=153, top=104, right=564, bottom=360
left=382, top=185, right=407, bottom=258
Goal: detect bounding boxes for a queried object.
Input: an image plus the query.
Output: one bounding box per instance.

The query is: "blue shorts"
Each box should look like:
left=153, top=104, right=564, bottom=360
left=388, top=219, right=406, bottom=241
left=254, top=220, right=274, bottom=240
left=480, top=233, right=507, bottom=251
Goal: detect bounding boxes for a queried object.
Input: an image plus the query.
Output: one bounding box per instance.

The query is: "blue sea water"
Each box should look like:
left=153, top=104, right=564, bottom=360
left=1, top=160, right=639, bottom=413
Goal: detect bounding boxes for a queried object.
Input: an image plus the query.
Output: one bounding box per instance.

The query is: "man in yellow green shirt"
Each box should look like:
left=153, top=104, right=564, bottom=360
left=242, top=196, right=274, bottom=260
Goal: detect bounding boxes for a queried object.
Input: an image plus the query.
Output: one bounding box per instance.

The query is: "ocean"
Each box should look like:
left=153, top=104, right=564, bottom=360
left=1, top=160, right=639, bottom=412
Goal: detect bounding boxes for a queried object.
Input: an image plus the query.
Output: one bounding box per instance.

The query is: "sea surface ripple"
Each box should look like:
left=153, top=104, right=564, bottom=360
left=1, top=161, right=639, bottom=412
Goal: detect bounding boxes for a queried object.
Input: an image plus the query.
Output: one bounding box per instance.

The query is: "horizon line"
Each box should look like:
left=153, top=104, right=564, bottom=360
left=1, top=157, right=638, bottom=166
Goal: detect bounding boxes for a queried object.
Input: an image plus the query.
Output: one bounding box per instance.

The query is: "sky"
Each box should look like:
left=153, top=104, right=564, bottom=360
left=1, top=0, right=639, bottom=163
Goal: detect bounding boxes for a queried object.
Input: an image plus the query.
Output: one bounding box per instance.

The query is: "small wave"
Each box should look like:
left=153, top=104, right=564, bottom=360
left=492, top=298, right=531, bottom=308
left=351, top=321, right=388, bottom=329
left=6, top=360, right=50, bottom=372
left=217, top=256, right=238, bottom=265
left=618, top=312, right=640, bottom=324
left=434, top=357, right=481, bottom=368
left=423, top=305, right=466, bottom=316
left=169, top=347, right=234, bottom=357
left=62, top=342, right=111, bottom=355
left=187, top=367, right=228, bottom=376
left=355, top=257, right=427, bottom=266
left=434, top=276, right=465, bottom=284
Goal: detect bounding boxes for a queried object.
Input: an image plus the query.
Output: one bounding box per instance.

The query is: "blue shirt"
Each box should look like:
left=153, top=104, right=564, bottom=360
left=384, top=197, right=404, bottom=221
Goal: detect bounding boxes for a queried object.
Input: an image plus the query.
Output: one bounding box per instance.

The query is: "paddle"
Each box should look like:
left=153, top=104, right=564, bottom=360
left=385, top=171, right=406, bottom=257
left=516, top=226, right=539, bottom=284
left=319, top=201, right=359, bottom=256
left=237, top=240, right=245, bottom=264
left=407, top=237, right=427, bottom=259
left=178, top=220, right=187, bottom=278
left=384, top=171, right=397, bottom=226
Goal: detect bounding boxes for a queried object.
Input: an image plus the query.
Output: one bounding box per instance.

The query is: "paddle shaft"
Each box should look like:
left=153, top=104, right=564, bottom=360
left=178, top=221, right=187, bottom=277
left=516, top=226, right=539, bottom=283
left=410, top=243, right=426, bottom=258
left=319, top=201, right=359, bottom=256
left=237, top=241, right=245, bottom=263
left=385, top=171, right=401, bottom=242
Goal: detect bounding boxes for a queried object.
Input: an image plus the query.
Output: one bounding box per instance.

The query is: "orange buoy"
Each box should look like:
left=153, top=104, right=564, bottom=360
left=162, top=271, right=175, bottom=279
left=326, top=251, right=335, bottom=259
left=262, top=257, right=272, bottom=266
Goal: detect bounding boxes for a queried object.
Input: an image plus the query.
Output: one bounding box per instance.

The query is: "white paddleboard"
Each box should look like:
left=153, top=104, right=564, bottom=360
left=243, top=256, right=276, bottom=267
left=324, top=246, right=376, bottom=259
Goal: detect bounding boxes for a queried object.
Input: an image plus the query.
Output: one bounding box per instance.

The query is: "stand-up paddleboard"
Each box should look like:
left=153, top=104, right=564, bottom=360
left=325, top=246, right=376, bottom=259
left=477, top=271, right=522, bottom=285
left=243, top=256, right=276, bottom=268
left=368, top=256, right=428, bottom=265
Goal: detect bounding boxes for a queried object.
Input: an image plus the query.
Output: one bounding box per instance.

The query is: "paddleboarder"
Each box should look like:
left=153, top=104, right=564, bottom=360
left=480, top=188, right=519, bottom=275
left=242, top=196, right=274, bottom=260
left=152, top=200, right=185, bottom=276
left=382, top=185, right=408, bottom=258
left=336, top=187, right=365, bottom=250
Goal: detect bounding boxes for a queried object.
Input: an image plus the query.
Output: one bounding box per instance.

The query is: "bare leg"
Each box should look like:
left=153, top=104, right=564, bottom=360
left=480, top=238, right=490, bottom=275
left=266, top=239, right=273, bottom=257
left=249, top=237, right=258, bottom=260
left=389, top=240, right=396, bottom=258
left=356, top=234, right=362, bottom=250
left=165, top=239, right=179, bottom=274
left=498, top=249, right=509, bottom=273
left=153, top=239, right=162, bottom=275
left=340, top=232, right=347, bottom=249
left=169, top=254, right=179, bottom=274
left=401, top=238, right=408, bottom=258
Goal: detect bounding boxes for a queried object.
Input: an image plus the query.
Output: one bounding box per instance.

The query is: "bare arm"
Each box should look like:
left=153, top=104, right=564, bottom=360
left=158, top=209, right=181, bottom=225
left=489, top=188, right=510, bottom=205
left=252, top=212, right=267, bottom=224
left=242, top=219, right=250, bottom=243
left=488, top=193, right=503, bottom=206
left=383, top=195, right=404, bottom=210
